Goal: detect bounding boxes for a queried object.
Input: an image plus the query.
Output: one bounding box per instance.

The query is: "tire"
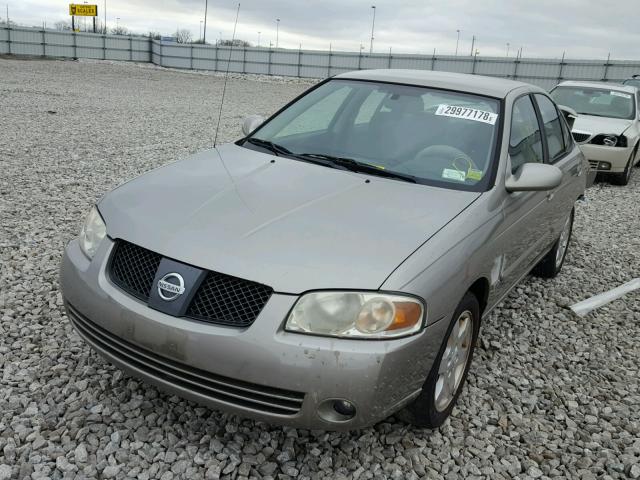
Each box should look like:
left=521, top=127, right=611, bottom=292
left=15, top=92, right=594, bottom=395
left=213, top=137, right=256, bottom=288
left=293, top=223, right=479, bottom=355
left=532, top=208, right=574, bottom=278
left=397, top=291, right=480, bottom=428
left=612, top=148, right=636, bottom=185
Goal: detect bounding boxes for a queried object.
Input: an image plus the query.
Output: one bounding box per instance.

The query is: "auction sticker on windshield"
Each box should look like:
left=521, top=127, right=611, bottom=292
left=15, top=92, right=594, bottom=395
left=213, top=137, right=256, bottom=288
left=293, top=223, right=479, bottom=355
left=610, top=91, right=631, bottom=99
left=436, top=105, right=498, bottom=125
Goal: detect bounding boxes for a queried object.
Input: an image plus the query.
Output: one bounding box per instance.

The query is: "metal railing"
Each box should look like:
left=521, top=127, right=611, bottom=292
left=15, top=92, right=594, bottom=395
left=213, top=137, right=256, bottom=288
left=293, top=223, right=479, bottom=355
left=2, top=25, right=640, bottom=90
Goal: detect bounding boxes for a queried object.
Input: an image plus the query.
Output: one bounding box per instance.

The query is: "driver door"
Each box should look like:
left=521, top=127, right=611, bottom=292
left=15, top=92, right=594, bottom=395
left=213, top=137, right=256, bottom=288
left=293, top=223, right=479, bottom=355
left=498, top=95, right=551, bottom=292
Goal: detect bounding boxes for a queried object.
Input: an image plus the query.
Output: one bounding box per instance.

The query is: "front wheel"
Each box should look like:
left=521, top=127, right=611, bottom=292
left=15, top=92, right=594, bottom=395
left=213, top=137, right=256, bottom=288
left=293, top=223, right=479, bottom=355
left=612, top=148, right=636, bottom=185
left=397, top=291, right=480, bottom=428
left=532, top=208, right=574, bottom=278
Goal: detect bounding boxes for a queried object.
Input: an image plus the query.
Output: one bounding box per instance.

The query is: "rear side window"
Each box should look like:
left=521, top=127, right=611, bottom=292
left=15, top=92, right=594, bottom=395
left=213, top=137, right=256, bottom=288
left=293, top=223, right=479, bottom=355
left=534, top=94, right=565, bottom=161
left=509, top=96, right=544, bottom=173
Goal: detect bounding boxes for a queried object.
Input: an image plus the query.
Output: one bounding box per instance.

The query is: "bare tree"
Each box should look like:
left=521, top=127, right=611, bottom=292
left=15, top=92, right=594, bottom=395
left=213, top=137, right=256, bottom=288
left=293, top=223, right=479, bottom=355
left=54, top=20, right=72, bottom=31
left=218, top=39, right=251, bottom=47
left=111, top=25, right=129, bottom=36
left=175, top=29, right=192, bottom=44
left=147, top=31, right=161, bottom=40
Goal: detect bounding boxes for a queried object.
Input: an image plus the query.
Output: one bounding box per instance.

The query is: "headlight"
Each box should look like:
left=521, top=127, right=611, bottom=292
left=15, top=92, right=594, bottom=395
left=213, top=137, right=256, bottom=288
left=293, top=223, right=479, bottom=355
left=285, top=291, right=425, bottom=339
left=590, top=134, right=627, bottom=147
left=79, top=206, right=106, bottom=259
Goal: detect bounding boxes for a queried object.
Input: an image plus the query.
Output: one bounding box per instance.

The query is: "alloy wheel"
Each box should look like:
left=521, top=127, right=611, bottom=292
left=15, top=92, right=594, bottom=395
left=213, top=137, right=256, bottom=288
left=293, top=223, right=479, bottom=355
left=434, top=310, right=473, bottom=412
left=555, top=214, right=572, bottom=268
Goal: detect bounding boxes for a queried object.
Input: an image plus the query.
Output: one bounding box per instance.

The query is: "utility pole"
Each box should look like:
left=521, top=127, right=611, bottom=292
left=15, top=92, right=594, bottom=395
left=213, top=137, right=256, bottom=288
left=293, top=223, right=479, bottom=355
left=455, top=29, right=460, bottom=56
left=469, top=35, right=475, bottom=56
left=203, top=0, right=208, bottom=43
left=276, top=18, right=280, bottom=48
left=369, top=5, right=376, bottom=54
left=104, top=0, right=106, bottom=34
left=199, top=21, right=202, bottom=40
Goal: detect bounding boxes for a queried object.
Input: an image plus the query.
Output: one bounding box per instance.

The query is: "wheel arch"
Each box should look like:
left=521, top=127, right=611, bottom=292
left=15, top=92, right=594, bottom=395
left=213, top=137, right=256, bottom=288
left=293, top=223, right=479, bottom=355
left=467, top=277, right=490, bottom=316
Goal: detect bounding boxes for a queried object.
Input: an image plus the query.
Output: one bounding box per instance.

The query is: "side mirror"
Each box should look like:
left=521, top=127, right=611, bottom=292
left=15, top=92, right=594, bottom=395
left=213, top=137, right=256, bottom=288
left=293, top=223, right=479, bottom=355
left=242, top=115, right=265, bottom=136
left=505, top=163, right=562, bottom=192
left=557, top=104, right=578, bottom=130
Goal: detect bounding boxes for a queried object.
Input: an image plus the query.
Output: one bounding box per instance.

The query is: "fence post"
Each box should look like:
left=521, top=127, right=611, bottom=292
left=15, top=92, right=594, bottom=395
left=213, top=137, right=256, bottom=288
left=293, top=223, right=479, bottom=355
left=159, top=41, right=163, bottom=67
left=72, top=31, right=77, bottom=60
left=297, top=46, right=302, bottom=77
left=358, top=50, right=362, bottom=70
left=471, top=52, right=477, bottom=74
left=268, top=48, right=272, bottom=75
left=214, top=43, right=218, bottom=71
left=512, top=54, right=520, bottom=81
left=602, top=52, right=611, bottom=82
left=41, top=28, right=46, bottom=57
left=129, top=35, right=133, bottom=61
left=190, top=44, right=194, bottom=70
left=388, top=47, right=392, bottom=69
left=7, top=25, right=11, bottom=55
left=103, top=31, right=107, bottom=60
left=431, top=49, right=436, bottom=70
left=327, top=44, right=332, bottom=77
left=242, top=46, right=246, bottom=73
left=557, top=51, right=565, bottom=84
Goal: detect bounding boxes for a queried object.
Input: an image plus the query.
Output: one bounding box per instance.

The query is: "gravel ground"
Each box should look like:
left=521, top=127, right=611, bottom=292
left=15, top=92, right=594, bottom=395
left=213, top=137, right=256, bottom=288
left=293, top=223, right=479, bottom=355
left=1, top=58, right=639, bottom=480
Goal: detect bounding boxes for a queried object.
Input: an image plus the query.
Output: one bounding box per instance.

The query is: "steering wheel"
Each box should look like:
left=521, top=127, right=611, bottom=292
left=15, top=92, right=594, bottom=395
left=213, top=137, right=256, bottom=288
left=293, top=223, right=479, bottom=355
left=400, top=145, right=477, bottom=178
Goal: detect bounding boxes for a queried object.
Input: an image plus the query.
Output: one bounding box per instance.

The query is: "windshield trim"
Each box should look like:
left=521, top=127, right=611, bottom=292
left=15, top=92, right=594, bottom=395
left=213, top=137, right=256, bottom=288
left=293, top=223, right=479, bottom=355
left=238, top=78, right=505, bottom=193
left=550, top=85, right=636, bottom=120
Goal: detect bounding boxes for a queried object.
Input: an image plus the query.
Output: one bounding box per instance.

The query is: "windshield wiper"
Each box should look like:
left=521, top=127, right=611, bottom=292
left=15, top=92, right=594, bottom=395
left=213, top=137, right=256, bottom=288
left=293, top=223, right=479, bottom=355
left=245, top=138, right=292, bottom=156
left=297, top=153, right=418, bottom=183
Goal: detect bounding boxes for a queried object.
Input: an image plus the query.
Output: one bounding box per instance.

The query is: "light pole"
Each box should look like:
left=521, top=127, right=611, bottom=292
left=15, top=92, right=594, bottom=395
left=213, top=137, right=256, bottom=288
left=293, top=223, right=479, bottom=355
left=276, top=18, right=280, bottom=48
left=455, top=29, right=460, bottom=56
left=103, top=0, right=106, bottom=34
left=199, top=21, right=203, bottom=41
left=257, top=31, right=261, bottom=47
left=506, top=42, right=510, bottom=57
left=369, top=6, right=376, bottom=54
left=203, top=0, right=208, bottom=43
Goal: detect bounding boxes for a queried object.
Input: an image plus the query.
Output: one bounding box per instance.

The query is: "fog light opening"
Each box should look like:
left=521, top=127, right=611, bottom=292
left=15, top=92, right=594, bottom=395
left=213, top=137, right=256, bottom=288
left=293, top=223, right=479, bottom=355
left=333, top=400, right=356, bottom=418
left=317, top=398, right=357, bottom=423
left=598, top=161, right=611, bottom=171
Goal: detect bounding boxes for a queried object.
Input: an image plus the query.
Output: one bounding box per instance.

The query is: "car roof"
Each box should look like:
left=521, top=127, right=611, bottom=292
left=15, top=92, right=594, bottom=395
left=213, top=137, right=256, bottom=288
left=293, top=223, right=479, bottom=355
left=556, top=80, right=637, bottom=94
left=333, top=69, right=538, bottom=98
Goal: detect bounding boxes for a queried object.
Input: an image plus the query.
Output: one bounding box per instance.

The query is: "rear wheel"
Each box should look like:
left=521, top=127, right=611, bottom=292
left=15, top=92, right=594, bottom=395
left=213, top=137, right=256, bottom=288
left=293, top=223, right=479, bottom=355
left=532, top=208, right=573, bottom=278
left=397, top=291, right=480, bottom=428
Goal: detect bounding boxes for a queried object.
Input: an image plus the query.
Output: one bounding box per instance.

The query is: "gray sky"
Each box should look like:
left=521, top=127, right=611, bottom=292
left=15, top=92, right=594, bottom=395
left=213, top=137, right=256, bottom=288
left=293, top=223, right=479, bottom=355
left=10, top=0, right=640, bottom=59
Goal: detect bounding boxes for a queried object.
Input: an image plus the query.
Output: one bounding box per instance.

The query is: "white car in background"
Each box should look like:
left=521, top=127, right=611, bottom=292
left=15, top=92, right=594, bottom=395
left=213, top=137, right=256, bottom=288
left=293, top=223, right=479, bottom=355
left=550, top=81, right=640, bottom=185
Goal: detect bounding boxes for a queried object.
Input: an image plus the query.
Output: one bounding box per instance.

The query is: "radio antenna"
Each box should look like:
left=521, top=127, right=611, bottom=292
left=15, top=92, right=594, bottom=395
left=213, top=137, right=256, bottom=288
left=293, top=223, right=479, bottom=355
left=213, top=2, right=241, bottom=147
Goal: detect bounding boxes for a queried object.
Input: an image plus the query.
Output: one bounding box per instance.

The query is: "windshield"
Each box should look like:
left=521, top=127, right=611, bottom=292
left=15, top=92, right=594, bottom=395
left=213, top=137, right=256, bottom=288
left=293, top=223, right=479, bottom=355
left=245, top=79, right=501, bottom=191
left=550, top=86, right=635, bottom=120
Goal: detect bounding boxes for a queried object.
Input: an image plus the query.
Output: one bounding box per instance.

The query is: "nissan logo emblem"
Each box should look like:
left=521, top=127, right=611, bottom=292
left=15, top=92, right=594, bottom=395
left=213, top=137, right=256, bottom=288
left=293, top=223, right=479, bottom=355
left=157, top=273, right=186, bottom=301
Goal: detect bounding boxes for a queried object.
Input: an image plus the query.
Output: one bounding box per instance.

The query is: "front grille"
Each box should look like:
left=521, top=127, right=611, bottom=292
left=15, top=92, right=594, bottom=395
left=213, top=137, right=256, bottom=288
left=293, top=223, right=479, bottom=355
left=187, top=272, right=274, bottom=327
left=109, top=241, right=273, bottom=328
left=572, top=132, right=591, bottom=143
left=110, top=241, right=162, bottom=301
left=66, top=303, right=305, bottom=416
left=589, top=160, right=599, bottom=170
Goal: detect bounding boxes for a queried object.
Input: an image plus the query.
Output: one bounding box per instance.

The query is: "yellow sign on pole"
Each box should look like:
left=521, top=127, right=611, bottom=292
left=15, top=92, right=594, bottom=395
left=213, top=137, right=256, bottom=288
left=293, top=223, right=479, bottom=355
left=69, top=4, right=98, bottom=16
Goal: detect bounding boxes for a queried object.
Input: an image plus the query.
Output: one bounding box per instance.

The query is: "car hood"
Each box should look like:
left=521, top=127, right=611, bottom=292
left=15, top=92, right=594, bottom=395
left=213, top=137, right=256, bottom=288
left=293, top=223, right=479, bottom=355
left=99, top=143, right=481, bottom=293
left=573, top=115, right=632, bottom=136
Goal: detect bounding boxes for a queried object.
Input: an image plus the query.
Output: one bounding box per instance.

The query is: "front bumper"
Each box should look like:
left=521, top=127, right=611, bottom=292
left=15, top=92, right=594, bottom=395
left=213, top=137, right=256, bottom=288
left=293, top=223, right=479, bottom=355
left=579, top=143, right=633, bottom=173
left=60, top=237, right=448, bottom=430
